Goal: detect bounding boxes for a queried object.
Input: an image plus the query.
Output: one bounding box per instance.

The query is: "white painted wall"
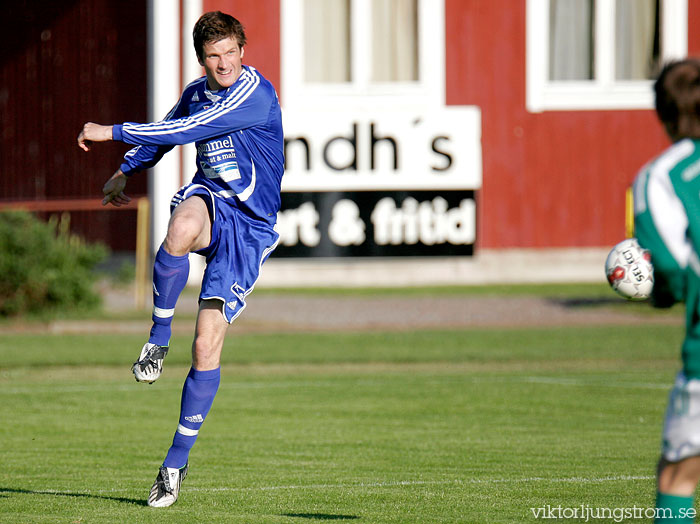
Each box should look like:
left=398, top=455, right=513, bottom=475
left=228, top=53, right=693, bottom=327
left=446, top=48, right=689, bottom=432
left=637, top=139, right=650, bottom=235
left=147, top=0, right=182, bottom=251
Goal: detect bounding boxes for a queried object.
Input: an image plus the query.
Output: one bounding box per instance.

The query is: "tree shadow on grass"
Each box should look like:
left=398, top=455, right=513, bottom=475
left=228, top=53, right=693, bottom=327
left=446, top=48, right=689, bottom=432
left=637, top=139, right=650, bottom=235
left=0, top=486, right=147, bottom=506
left=282, top=514, right=360, bottom=521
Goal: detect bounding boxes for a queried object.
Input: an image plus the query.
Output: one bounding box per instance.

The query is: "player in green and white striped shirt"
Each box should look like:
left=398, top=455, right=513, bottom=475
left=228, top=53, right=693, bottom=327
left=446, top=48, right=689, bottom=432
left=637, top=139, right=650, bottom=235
left=633, top=57, right=700, bottom=524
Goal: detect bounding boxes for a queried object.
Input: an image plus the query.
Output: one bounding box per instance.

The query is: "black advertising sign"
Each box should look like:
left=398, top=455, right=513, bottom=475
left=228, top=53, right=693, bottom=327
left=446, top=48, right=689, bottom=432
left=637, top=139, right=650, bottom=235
left=273, top=190, right=476, bottom=257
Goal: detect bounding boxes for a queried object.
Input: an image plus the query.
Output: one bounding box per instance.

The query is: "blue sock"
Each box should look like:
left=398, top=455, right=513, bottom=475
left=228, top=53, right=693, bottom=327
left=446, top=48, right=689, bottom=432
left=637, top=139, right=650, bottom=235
left=163, top=367, right=221, bottom=469
left=149, top=245, right=189, bottom=347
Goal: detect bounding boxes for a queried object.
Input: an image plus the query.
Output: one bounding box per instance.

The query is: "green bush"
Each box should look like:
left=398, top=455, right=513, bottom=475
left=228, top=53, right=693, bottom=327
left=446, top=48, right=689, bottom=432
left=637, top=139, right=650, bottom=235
left=0, top=210, right=108, bottom=316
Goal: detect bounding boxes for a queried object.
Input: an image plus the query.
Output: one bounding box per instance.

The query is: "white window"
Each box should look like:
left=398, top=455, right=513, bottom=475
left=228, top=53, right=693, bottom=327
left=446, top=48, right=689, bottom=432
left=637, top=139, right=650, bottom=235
left=281, top=0, right=444, bottom=109
left=526, top=0, right=687, bottom=112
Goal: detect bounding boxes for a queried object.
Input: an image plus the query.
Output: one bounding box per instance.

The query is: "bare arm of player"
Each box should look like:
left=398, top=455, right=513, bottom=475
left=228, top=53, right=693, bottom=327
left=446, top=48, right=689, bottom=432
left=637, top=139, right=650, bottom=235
left=77, top=122, right=113, bottom=151
left=102, top=169, right=131, bottom=207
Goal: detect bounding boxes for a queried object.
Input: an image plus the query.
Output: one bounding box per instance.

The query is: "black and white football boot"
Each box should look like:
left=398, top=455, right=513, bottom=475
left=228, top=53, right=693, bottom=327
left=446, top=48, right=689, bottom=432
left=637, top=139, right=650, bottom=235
left=132, top=343, right=169, bottom=383
left=148, top=463, right=188, bottom=507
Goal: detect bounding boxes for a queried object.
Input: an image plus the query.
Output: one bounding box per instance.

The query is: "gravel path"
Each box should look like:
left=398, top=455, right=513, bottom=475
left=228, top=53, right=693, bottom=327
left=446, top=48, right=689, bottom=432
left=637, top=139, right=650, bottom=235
left=26, top=288, right=681, bottom=336
left=236, top=294, right=679, bottom=331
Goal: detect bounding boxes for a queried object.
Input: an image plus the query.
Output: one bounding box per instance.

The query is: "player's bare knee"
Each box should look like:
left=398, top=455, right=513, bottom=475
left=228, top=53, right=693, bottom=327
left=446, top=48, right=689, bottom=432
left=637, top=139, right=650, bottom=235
left=164, top=214, right=204, bottom=255
left=658, top=461, right=677, bottom=492
left=658, top=457, right=700, bottom=495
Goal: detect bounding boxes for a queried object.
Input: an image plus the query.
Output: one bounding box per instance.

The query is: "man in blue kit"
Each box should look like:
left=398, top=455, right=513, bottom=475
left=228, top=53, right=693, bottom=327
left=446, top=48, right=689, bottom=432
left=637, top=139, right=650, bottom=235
left=77, top=11, right=284, bottom=507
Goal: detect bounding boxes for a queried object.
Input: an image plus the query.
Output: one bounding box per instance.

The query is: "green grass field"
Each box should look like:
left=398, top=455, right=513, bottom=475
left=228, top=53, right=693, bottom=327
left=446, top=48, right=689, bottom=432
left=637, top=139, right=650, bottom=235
left=0, top=287, right=689, bottom=523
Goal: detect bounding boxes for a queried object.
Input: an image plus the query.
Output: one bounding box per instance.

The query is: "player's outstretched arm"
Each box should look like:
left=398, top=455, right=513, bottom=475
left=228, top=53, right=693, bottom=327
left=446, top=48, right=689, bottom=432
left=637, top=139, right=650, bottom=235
left=102, top=169, right=131, bottom=207
left=77, top=122, right=113, bottom=151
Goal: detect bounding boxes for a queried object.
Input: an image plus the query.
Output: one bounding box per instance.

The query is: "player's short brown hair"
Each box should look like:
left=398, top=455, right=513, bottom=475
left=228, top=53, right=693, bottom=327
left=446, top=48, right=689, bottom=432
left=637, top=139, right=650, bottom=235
left=193, top=11, right=246, bottom=61
left=654, top=58, right=700, bottom=141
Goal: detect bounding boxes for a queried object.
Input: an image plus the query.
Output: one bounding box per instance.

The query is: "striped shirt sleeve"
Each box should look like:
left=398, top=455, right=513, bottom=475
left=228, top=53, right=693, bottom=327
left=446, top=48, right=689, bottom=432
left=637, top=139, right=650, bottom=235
left=633, top=140, right=696, bottom=304
left=117, top=87, right=190, bottom=175
left=114, top=69, right=268, bottom=147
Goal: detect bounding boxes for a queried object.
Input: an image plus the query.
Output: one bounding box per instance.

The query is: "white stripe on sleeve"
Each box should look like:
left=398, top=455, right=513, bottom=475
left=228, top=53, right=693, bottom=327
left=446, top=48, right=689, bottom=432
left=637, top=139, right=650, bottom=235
left=646, top=140, right=695, bottom=268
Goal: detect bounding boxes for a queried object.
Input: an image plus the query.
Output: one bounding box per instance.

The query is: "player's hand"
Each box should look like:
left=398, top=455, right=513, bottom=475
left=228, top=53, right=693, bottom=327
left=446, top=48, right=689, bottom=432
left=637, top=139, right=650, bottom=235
left=78, top=122, right=113, bottom=151
left=102, top=169, right=131, bottom=207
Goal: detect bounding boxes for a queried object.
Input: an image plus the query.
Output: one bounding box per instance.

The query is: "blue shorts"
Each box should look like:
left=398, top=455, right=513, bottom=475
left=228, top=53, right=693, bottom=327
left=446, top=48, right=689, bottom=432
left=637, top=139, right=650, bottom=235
left=171, top=183, right=279, bottom=323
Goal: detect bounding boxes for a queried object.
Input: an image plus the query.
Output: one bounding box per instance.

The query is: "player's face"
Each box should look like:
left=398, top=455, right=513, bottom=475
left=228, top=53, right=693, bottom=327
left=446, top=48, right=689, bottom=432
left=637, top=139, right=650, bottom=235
left=200, top=36, right=244, bottom=91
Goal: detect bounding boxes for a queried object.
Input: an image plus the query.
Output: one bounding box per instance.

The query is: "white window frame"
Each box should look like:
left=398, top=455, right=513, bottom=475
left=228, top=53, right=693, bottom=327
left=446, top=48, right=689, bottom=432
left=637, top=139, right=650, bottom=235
left=281, top=0, right=445, bottom=110
left=526, top=0, right=687, bottom=112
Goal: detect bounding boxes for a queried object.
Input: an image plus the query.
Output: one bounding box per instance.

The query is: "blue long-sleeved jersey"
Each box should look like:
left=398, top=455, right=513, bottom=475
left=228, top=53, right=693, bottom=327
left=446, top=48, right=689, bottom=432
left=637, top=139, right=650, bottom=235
left=114, top=65, right=284, bottom=226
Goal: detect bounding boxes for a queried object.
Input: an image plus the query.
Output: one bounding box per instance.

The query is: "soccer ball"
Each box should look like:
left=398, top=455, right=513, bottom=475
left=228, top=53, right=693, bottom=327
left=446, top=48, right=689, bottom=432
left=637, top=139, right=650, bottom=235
left=605, top=238, right=654, bottom=300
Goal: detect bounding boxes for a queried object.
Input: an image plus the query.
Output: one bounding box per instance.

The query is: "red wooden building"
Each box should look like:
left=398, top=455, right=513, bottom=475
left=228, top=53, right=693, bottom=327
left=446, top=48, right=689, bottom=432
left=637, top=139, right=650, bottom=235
left=2, top=0, right=698, bottom=259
